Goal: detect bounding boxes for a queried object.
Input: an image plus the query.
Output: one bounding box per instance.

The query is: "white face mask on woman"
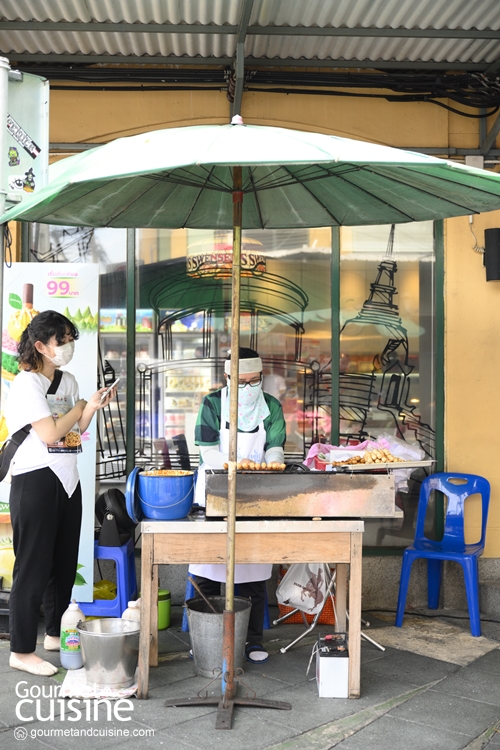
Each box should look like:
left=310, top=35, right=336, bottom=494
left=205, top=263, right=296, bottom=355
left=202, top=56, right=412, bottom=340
left=47, top=341, right=75, bottom=366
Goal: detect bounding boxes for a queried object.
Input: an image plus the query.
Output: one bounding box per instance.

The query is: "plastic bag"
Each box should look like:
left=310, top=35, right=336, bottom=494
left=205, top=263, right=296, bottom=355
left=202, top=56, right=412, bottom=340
left=276, top=563, right=331, bottom=615
left=93, top=579, right=117, bottom=600
left=375, top=433, right=424, bottom=462
left=375, top=433, right=425, bottom=492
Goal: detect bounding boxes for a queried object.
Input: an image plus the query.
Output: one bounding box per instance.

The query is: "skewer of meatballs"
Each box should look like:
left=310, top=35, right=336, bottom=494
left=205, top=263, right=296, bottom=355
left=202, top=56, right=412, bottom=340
left=222, top=461, right=286, bottom=471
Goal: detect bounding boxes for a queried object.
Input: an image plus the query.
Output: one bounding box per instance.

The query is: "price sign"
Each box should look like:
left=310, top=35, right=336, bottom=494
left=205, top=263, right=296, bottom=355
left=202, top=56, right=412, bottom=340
left=46, top=277, right=80, bottom=298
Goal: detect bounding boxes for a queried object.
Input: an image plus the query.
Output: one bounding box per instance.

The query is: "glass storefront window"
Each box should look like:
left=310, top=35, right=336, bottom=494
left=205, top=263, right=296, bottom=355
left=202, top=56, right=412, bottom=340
left=340, top=222, right=436, bottom=546
left=133, top=227, right=333, bottom=464
left=28, top=220, right=438, bottom=547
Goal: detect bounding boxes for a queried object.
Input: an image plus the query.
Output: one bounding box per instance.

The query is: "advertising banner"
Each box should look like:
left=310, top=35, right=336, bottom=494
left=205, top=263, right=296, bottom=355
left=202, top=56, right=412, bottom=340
left=0, top=263, right=99, bottom=602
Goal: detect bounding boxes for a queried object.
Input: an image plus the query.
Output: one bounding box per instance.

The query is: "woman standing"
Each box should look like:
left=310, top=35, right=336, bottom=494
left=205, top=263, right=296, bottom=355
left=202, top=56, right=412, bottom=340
left=5, top=310, right=115, bottom=676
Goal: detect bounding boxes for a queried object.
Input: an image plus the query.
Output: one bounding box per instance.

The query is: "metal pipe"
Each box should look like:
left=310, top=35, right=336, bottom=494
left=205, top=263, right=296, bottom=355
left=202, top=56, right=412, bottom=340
left=0, top=56, right=11, bottom=406
left=126, top=228, right=136, bottom=476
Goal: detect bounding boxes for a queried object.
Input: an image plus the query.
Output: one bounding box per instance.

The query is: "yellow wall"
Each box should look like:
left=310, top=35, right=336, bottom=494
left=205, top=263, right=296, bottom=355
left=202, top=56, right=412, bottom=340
left=445, top=214, right=500, bottom=556
left=48, top=83, right=500, bottom=555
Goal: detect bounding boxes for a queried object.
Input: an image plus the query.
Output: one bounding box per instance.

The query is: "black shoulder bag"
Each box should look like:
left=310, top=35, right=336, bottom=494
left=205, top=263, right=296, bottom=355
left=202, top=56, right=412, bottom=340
left=0, top=369, right=63, bottom=481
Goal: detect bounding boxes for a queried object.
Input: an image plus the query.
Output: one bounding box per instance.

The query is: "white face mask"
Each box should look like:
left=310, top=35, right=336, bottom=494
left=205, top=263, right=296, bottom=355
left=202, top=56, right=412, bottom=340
left=47, top=341, right=75, bottom=366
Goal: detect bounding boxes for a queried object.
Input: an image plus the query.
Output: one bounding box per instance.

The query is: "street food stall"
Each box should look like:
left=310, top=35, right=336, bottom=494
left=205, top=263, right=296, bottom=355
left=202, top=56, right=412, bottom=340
left=137, top=456, right=431, bottom=700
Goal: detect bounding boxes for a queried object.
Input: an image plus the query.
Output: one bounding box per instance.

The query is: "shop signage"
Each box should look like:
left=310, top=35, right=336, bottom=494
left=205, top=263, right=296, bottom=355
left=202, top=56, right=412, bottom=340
left=186, top=252, right=266, bottom=278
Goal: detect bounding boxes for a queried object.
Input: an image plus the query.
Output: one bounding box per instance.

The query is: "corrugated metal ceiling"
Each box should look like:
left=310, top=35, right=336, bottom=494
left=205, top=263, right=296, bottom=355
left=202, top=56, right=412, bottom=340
left=1, top=0, right=500, bottom=69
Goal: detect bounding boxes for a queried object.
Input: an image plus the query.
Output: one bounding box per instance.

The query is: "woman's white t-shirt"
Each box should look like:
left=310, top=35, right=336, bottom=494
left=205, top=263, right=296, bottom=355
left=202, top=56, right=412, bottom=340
left=5, top=370, right=80, bottom=497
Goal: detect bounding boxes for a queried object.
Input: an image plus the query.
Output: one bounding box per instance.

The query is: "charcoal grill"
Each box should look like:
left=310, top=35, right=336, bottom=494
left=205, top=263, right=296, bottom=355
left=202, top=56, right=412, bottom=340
left=205, top=470, right=397, bottom=518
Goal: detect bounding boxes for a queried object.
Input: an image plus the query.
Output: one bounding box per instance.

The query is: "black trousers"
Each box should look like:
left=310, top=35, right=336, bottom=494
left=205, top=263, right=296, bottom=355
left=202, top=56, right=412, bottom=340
left=194, top=576, right=266, bottom=646
left=9, top=467, right=82, bottom=653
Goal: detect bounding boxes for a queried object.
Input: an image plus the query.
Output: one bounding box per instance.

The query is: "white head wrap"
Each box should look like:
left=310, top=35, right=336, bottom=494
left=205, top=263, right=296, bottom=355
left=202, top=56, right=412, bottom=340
left=224, top=353, right=262, bottom=375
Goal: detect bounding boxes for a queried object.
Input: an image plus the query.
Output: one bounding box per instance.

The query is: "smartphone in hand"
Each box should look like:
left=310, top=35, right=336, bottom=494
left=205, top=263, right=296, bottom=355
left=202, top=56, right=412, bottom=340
left=100, top=377, right=120, bottom=403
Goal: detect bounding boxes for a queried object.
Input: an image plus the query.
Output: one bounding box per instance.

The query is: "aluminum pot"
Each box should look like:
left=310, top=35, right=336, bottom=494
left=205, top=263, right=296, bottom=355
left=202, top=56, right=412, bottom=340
left=77, top=618, right=140, bottom=689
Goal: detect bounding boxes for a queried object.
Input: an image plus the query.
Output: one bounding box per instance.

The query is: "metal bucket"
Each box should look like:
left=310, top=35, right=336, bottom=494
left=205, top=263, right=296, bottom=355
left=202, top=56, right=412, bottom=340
left=186, top=596, right=251, bottom=678
left=77, top=618, right=140, bottom=689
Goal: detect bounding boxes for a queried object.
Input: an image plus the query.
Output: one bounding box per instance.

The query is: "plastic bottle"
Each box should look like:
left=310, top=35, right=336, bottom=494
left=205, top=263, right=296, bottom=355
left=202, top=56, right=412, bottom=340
left=122, top=599, right=141, bottom=623
left=60, top=600, right=85, bottom=669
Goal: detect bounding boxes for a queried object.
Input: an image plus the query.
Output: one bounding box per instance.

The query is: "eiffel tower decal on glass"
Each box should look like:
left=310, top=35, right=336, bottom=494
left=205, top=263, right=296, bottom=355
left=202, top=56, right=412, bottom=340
left=340, top=225, right=435, bottom=458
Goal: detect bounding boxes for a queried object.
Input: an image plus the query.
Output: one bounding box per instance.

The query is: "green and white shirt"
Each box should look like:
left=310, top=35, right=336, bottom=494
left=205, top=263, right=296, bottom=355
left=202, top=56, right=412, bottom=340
left=195, top=387, right=286, bottom=451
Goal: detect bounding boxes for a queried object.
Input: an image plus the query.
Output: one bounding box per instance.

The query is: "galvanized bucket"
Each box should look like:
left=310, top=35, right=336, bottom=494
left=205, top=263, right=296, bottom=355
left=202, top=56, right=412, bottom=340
left=77, top=618, right=140, bottom=689
left=186, top=596, right=251, bottom=678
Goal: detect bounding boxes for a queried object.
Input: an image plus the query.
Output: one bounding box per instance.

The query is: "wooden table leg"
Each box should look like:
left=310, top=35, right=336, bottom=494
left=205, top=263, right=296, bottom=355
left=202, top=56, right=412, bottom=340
left=335, top=563, right=347, bottom=634
left=348, top=532, right=362, bottom=698
left=150, top=563, right=159, bottom=667
left=137, top=533, right=153, bottom=700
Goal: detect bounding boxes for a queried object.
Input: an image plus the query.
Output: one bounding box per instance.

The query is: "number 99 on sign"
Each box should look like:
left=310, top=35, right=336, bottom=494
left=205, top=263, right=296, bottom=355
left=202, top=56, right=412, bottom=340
left=46, top=279, right=79, bottom=297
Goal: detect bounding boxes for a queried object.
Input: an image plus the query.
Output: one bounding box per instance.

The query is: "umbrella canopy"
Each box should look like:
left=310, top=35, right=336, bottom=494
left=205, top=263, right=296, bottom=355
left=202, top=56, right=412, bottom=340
left=3, top=123, right=500, bottom=228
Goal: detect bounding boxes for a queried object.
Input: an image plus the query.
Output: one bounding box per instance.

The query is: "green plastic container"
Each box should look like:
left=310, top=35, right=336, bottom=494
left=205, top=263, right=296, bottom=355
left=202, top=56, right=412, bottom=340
left=158, top=589, right=171, bottom=630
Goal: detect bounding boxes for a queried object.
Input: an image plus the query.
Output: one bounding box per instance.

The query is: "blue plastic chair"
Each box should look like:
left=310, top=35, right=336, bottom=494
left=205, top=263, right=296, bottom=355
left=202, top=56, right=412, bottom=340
left=181, top=578, right=270, bottom=632
left=395, top=472, right=490, bottom=637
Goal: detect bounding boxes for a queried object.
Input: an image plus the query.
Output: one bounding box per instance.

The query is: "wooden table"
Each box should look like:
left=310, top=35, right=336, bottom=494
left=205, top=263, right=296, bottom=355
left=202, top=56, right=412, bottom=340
left=138, top=517, right=364, bottom=700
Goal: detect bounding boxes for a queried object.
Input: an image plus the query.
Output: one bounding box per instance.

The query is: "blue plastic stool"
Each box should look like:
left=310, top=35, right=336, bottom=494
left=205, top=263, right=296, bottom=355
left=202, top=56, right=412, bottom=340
left=78, top=539, right=137, bottom=618
left=182, top=578, right=270, bottom=632
left=395, top=472, right=490, bottom=637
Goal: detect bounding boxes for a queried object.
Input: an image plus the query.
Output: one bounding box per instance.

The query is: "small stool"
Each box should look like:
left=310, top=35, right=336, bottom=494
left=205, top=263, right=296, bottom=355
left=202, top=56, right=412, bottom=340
left=78, top=539, right=137, bottom=617
left=181, top=578, right=270, bottom=632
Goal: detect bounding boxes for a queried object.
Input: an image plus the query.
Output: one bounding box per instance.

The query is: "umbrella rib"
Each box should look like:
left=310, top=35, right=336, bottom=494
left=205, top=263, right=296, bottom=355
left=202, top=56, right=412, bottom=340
left=101, top=178, right=173, bottom=225
left=20, top=178, right=167, bottom=227
left=146, top=166, right=232, bottom=193
left=248, top=169, right=265, bottom=229
left=313, top=164, right=418, bottom=221
left=376, top=165, right=500, bottom=211
left=10, top=181, right=124, bottom=226
left=182, top=165, right=219, bottom=226
left=279, top=165, right=343, bottom=225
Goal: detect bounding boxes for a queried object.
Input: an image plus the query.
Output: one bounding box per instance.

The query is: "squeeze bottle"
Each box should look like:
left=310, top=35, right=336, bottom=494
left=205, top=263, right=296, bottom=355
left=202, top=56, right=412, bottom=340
left=122, top=599, right=141, bottom=623
left=60, top=600, right=85, bottom=669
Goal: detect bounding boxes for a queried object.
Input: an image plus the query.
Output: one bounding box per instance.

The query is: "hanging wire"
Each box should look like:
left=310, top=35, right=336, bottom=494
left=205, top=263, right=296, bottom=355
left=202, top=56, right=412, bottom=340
left=469, top=215, right=484, bottom=253
left=3, top=223, right=13, bottom=267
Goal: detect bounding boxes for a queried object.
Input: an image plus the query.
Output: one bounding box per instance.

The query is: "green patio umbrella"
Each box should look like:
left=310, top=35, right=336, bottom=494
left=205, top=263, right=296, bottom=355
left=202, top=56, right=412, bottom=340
left=3, top=120, right=500, bottom=228
left=3, top=118, right=500, bottom=726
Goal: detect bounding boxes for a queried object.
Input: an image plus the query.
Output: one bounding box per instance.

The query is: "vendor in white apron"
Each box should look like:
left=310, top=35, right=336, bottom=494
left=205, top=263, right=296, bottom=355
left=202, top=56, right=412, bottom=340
left=189, top=347, right=286, bottom=663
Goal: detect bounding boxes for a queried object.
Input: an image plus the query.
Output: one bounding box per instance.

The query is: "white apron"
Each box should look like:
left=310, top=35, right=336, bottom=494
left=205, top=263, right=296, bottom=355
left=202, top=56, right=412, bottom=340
left=189, top=388, right=272, bottom=583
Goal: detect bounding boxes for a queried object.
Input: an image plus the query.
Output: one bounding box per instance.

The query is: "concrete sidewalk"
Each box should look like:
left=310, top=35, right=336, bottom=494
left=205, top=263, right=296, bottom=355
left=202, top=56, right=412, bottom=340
left=0, top=606, right=499, bottom=750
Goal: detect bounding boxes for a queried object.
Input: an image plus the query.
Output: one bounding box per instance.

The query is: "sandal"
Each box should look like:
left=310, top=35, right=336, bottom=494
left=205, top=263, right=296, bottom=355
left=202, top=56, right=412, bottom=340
left=245, top=643, right=269, bottom=664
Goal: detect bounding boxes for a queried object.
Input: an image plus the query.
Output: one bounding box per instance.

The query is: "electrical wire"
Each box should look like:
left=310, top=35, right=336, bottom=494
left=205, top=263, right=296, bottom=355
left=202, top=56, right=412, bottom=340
left=364, top=608, right=500, bottom=625
left=469, top=216, right=484, bottom=253
left=11, top=64, right=500, bottom=119
left=246, top=86, right=500, bottom=118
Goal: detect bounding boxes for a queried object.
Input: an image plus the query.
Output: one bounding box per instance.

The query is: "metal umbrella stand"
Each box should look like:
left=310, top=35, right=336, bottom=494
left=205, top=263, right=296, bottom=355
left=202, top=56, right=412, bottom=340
left=4, top=117, right=500, bottom=728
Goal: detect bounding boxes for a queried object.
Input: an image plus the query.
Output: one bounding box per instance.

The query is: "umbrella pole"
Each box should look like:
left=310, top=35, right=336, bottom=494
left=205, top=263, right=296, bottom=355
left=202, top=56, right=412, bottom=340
left=164, top=167, right=291, bottom=728
left=221, top=166, right=243, bottom=709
